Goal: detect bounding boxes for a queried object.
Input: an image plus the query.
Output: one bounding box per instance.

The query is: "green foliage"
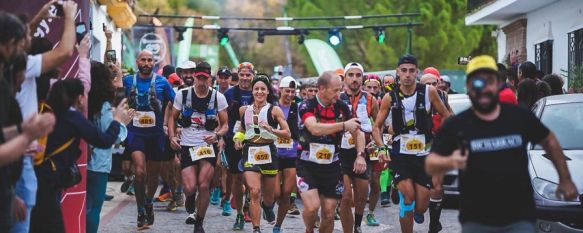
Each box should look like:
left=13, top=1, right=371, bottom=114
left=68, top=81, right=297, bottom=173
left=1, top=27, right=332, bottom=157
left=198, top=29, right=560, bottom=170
left=561, top=65, right=583, bottom=92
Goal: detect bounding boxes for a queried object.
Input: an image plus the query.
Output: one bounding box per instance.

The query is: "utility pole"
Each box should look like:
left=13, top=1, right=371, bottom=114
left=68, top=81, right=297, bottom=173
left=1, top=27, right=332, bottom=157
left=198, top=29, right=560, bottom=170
left=282, top=0, right=293, bottom=75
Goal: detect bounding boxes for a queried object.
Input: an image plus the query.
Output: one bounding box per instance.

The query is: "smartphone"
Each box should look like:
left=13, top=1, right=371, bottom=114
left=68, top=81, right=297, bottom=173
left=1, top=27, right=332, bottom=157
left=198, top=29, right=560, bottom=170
left=75, top=22, right=87, bottom=44
left=102, top=23, right=107, bottom=32
left=106, top=50, right=116, bottom=64
left=53, top=2, right=64, bottom=17
left=458, top=56, right=472, bottom=65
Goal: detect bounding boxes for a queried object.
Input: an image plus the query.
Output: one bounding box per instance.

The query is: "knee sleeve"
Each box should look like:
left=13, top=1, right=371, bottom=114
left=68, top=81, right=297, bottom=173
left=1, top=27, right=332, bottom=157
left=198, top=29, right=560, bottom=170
left=398, top=191, right=415, bottom=218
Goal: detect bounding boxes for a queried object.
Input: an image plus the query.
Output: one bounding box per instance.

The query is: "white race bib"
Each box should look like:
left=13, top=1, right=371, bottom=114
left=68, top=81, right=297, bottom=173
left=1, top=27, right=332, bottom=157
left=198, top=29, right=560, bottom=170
left=275, top=137, right=293, bottom=149
left=247, top=145, right=272, bottom=165
left=189, top=145, right=215, bottom=161
left=383, top=134, right=393, bottom=149
left=340, top=132, right=356, bottom=149
left=233, top=120, right=242, bottom=133
left=369, top=150, right=379, bottom=161
left=399, top=134, right=426, bottom=155
left=308, top=143, right=335, bottom=164
left=133, top=111, right=156, bottom=128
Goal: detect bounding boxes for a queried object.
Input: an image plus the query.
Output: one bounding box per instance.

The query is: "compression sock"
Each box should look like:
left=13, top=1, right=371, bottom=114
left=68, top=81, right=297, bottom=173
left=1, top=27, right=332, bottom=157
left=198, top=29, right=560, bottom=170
left=195, top=215, right=204, bottom=226
left=354, top=213, right=363, bottom=227
left=429, top=198, right=443, bottom=227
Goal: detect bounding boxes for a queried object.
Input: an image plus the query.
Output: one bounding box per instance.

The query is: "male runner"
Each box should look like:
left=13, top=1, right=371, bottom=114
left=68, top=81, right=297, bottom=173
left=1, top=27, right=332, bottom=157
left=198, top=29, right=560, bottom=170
left=223, top=62, right=255, bottom=230
left=297, top=71, right=365, bottom=233
left=372, top=55, right=450, bottom=233
left=338, top=62, right=379, bottom=233
left=123, top=50, right=175, bottom=229
left=168, top=61, right=228, bottom=233
left=273, top=76, right=300, bottom=233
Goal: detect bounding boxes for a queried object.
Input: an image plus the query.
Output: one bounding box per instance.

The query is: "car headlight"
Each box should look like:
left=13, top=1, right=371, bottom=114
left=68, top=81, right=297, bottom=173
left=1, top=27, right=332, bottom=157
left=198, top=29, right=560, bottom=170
left=532, top=177, right=562, bottom=201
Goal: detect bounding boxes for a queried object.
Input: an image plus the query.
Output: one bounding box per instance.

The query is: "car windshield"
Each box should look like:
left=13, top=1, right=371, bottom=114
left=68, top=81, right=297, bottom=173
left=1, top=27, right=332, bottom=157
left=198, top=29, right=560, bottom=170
left=534, top=102, right=583, bottom=150
left=449, top=100, right=471, bottom=115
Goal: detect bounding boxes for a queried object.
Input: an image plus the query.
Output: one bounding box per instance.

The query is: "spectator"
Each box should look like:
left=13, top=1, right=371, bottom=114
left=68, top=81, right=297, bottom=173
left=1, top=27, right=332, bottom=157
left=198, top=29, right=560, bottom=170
left=438, top=75, right=458, bottom=94
left=85, top=61, right=129, bottom=233
left=517, top=79, right=538, bottom=109
left=230, top=71, right=239, bottom=86
left=518, top=61, right=537, bottom=81
left=536, top=80, right=552, bottom=100
left=497, top=63, right=518, bottom=105
left=507, top=66, right=519, bottom=92
left=542, top=74, right=564, bottom=96
left=299, top=83, right=309, bottom=100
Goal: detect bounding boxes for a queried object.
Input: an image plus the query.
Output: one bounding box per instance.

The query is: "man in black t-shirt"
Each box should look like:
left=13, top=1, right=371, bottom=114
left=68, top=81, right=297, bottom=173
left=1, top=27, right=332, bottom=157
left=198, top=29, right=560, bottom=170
left=426, top=55, right=578, bottom=232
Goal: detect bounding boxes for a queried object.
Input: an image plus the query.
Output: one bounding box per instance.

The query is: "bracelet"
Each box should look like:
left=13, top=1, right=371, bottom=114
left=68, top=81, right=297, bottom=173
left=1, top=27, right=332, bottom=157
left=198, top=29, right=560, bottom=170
left=16, top=123, right=22, bottom=134
left=233, top=132, right=245, bottom=142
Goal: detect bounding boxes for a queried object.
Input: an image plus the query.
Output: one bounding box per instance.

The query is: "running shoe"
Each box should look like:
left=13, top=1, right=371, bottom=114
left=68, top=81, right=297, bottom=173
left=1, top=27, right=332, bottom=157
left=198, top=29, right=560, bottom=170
left=155, top=192, right=172, bottom=202
left=166, top=200, right=178, bottom=212
left=104, top=194, right=114, bottom=201
left=121, top=175, right=134, bottom=193
left=137, top=213, right=149, bottom=230
left=145, top=203, right=155, bottom=226
left=413, top=212, right=424, bottom=224
left=429, top=222, right=443, bottom=233
left=194, top=223, right=205, bottom=233
left=272, top=226, right=282, bottom=233
left=380, top=191, right=391, bottom=207
left=287, top=202, right=300, bottom=215
left=314, top=215, right=320, bottom=228
left=233, top=214, right=245, bottom=231
left=262, top=202, right=276, bottom=224
left=126, top=185, right=135, bottom=196
left=185, top=213, right=196, bottom=225
left=175, top=193, right=185, bottom=207
left=366, top=213, right=380, bottom=226
left=253, top=228, right=262, bottom=233
left=210, top=188, right=221, bottom=205
left=354, top=226, right=363, bottom=233
left=222, top=200, right=233, bottom=216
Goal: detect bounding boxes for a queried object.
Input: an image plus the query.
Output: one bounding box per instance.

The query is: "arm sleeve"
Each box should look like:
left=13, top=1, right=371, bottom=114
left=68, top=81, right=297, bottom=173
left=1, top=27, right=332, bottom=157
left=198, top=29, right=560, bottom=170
left=70, top=111, right=120, bottom=149
left=524, top=110, right=550, bottom=144
left=430, top=119, right=458, bottom=156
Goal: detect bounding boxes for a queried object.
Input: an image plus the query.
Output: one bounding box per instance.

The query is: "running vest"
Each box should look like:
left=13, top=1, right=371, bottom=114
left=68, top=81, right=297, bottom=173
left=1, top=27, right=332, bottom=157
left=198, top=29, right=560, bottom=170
left=241, top=104, right=278, bottom=141
left=128, top=74, right=161, bottom=113
left=339, top=91, right=374, bottom=133
left=390, top=83, right=433, bottom=155
left=298, top=99, right=344, bottom=163
left=179, top=86, right=218, bottom=129
left=276, top=102, right=299, bottom=158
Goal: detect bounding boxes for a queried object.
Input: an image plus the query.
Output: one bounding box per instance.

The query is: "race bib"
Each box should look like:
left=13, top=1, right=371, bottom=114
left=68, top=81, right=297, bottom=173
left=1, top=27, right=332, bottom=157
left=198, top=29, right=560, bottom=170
left=340, top=132, right=356, bottom=149
left=247, top=145, right=272, bottom=165
left=383, top=134, right=393, bottom=148
left=275, top=137, right=293, bottom=149
left=369, top=150, right=379, bottom=161
left=189, top=145, right=215, bottom=161
left=133, top=111, right=156, bottom=128
left=308, top=143, right=335, bottom=164
left=233, top=120, right=242, bottom=133
left=399, top=134, right=426, bottom=155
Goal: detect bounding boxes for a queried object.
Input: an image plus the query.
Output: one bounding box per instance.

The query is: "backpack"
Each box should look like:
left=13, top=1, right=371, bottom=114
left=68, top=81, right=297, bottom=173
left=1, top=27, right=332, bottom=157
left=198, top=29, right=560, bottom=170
left=33, top=103, right=75, bottom=167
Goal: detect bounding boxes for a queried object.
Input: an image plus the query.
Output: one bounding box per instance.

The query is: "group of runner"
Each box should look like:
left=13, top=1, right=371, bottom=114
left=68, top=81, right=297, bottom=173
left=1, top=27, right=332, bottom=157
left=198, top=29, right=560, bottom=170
left=121, top=51, right=458, bottom=233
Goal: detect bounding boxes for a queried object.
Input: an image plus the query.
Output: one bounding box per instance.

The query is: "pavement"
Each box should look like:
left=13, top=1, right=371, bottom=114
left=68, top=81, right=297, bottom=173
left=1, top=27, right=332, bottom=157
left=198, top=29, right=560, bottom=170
left=99, top=182, right=461, bottom=233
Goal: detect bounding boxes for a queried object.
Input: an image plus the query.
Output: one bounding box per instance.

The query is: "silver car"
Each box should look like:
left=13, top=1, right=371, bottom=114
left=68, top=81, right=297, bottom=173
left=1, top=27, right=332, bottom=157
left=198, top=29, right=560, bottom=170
left=442, top=94, right=471, bottom=197
left=529, top=94, right=583, bottom=233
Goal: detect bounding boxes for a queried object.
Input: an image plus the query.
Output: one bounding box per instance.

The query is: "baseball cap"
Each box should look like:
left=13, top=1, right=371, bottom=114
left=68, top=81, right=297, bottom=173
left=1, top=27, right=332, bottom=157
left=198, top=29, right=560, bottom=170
left=397, top=54, right=418, bottom=67
left=279, top=76, right=297, bottom=88
left=441, top=75, right=451, bottom=84
left=344, top=62, right=364, bottom=76
left=217, top=67, right=232, bottom=77
left=423, top=67, right=440, bottom=79
left=176, top=60, right=196, bottom=71
left=195, top=61, right=212, bottom=78
left=466, top=55, right=498, bottom=76
left=167, top=73, right=181, bottom=85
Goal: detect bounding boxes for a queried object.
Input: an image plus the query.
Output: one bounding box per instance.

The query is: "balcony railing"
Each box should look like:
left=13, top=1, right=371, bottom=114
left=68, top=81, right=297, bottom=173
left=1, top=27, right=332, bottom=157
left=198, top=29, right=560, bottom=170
left=467, top=0, right=497, bottom=14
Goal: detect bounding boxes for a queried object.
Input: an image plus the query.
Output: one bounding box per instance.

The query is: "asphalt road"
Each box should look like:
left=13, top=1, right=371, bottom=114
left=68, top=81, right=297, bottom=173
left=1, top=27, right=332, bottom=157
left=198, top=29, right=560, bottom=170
left=99, top=182, right=461, bottom=233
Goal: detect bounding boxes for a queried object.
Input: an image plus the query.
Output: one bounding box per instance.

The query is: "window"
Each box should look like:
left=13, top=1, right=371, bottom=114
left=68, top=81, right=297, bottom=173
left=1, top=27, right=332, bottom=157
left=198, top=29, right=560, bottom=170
left=535, top=40, right=552, bottom=75
left=568, top=28, right=583, bottom=75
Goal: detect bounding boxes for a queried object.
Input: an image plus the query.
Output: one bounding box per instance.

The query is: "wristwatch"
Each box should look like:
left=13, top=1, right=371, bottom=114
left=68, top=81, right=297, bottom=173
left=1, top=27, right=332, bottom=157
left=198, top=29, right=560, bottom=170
left=357, top=151, right=366, bottom=158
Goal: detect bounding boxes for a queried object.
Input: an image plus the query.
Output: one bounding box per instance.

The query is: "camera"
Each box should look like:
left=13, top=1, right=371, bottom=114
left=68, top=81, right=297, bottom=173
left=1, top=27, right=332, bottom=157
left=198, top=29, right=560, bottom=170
left=458, top=56, right=472, bottom=65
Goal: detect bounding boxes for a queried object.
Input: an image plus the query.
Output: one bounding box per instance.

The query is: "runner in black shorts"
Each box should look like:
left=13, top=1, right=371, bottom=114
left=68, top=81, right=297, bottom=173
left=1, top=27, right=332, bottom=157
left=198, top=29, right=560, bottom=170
left=297, top=71, right=365, bottom=233
left=373, top=55, right=451, bottom=233
left=223, top=62, right=255, bottom=230
left=168, top=61, right=229, bottom=233
left=233, top=75, right=291, bottom=233
left=337, top=62, right=380, bottom=233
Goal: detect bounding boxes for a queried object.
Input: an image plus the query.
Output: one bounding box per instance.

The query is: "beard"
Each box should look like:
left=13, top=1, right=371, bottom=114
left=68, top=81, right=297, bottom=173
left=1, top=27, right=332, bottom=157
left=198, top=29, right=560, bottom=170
left=470, top=91, right=499, bottom=114
left=183, top=77, right=194, bottom=86
left=138, top=65, right=152, bottom=75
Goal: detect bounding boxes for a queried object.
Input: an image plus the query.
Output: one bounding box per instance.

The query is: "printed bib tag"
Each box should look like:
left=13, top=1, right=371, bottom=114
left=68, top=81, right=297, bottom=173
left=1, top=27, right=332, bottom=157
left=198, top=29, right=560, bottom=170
left=133, top=111, right=156, bottom=128
left=233, top=120, right=242, bottom=133
left=308, top=143, right=335, bottom=164
left=369, top=150, right=379, bottom=161
left=275, top=138, right=293, bottom=149
left=399, top=134, right=426, bottom=155
left=248, top=145, right=272, bottom=165
left=340, top=132, right=356, bottom=149
left=189, top=145, right=215, bottom=161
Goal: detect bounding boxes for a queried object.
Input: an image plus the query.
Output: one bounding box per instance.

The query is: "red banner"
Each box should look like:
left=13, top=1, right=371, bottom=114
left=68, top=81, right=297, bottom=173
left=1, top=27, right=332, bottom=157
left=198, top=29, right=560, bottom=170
left=0, top=1, right=90, bottom=233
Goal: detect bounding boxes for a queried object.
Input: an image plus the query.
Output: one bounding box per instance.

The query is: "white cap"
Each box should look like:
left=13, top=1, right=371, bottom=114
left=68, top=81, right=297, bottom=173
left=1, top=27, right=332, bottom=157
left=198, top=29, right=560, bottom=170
left=176, top=60, right=196, bottom=71
left=441, top=75, right=451, bottom=83
left=344, top=62, right=364, bottom=76
left=279, top=76, right=297, bottom=88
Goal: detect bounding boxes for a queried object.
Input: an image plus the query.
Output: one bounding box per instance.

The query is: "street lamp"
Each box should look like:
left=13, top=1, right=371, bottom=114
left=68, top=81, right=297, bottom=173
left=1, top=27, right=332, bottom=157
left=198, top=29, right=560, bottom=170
left=328, top=28, right=342, bottom=46
left=217, top=29, right=229, bottom=45
left=374, top=27, right=386, bottom=44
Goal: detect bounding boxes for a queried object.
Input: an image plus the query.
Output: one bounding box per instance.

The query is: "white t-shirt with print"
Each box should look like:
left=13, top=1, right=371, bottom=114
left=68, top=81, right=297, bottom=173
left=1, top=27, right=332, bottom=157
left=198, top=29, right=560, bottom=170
left=173, top=87, right=228, bottom=146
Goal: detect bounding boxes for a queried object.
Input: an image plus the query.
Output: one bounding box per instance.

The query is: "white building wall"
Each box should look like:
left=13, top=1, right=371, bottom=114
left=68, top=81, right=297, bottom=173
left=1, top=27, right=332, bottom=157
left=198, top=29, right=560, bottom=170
left=526, top=0, right=583, bottom=75
left=90, top=2, right=122, bottom=63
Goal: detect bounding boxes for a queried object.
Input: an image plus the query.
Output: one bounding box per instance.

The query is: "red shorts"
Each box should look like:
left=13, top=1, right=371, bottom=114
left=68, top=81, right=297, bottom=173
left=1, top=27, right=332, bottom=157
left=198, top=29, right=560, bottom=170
left=371, top=160, right=386, bottom=173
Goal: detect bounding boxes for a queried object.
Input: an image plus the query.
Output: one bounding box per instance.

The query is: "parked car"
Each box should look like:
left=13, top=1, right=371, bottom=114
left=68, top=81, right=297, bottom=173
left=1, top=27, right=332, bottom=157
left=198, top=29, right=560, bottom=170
left=529, top=94, right=583, bottom=233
